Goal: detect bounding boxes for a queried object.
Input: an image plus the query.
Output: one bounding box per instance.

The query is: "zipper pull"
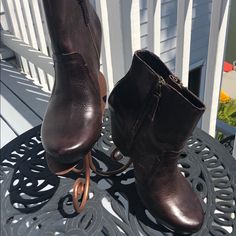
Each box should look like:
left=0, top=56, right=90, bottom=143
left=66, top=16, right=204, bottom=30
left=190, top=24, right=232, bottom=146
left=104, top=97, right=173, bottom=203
left=169, top=74, right=183, bottom=87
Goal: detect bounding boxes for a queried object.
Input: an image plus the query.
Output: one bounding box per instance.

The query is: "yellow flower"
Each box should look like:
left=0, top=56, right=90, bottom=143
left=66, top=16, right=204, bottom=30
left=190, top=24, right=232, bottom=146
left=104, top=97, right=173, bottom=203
left=220, top=90, right=231, bottom=103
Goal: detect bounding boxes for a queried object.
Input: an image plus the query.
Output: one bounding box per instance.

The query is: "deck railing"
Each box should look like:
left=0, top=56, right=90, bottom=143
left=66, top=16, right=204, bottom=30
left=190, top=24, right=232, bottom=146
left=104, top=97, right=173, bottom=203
left=1, top=0, right=235, bottom=152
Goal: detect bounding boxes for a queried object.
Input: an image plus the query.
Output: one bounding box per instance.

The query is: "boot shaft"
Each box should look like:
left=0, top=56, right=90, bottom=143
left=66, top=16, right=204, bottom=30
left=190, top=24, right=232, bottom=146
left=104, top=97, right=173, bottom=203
left=42, top=0, right=101, bottom=58
left=42, top=0, right=102, bottom=97
left=109, top=50, right=205, bottom=156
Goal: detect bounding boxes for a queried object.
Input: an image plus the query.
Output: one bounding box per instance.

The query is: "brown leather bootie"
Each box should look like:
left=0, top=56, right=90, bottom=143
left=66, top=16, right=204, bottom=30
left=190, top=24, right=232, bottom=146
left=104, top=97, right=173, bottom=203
left=41, top=0, right=106, bottom=212
left=108, top=50, right=206, bottom=234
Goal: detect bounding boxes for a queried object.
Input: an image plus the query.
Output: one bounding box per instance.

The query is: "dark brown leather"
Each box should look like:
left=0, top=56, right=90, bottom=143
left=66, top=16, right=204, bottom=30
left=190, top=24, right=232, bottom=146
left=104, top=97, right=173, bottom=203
left=109, top=50, right=206, bottom=234
left=41, top=0, right=102, bottom=172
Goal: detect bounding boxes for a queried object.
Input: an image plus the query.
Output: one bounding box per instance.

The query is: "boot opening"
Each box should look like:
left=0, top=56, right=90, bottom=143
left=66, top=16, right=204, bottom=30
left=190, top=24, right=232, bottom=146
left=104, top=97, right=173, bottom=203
left=136, top=50, right=205, bottom=110
left=137, top=50, right=171, bottom=79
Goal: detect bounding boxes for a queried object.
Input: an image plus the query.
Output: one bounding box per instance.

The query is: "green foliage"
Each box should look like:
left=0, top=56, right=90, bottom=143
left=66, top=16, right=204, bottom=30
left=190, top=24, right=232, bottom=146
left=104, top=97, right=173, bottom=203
left=216, top=131, right=225, bottom=141
left=218, top=99, right=236, bottom=127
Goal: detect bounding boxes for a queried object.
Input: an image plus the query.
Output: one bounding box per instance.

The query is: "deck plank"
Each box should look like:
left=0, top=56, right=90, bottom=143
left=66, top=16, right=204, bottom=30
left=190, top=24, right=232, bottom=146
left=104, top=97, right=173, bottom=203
left=1, top=82, right=42, bottom=135
left=1, top=60, right=50, bottom=146
left=0, top=117, right=17, bottom=148
left=1, top=60, right=50, bottom=119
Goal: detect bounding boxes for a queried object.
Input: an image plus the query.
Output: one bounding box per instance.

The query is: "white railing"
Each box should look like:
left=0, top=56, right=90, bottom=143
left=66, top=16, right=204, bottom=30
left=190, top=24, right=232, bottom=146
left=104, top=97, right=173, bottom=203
left=1, top=0, right=234, bottom=145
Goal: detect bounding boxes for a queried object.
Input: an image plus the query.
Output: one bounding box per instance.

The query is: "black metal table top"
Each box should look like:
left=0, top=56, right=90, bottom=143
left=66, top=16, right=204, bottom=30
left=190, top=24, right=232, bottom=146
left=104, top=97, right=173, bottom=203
left=1, top=111, right=236, bottom=236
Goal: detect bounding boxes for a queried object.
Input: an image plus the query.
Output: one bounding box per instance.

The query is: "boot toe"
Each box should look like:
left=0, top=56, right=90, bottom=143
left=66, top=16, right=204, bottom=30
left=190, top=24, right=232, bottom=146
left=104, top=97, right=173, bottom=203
left=136, top=176, right=204, bottom=234
left=157, top=190, right=204, bottom=234
left=41, top=112, right=102, bottom=165
left=153, top=200, right=204, bottom=234
left=169, top=206, right=204, bottom=234
left=159, top=191, right=204, bottom=234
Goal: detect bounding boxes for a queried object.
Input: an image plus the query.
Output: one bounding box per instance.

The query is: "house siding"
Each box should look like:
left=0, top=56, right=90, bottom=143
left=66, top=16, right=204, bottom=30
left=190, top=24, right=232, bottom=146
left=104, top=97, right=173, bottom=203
left=139, top=0, right=212, bottom=72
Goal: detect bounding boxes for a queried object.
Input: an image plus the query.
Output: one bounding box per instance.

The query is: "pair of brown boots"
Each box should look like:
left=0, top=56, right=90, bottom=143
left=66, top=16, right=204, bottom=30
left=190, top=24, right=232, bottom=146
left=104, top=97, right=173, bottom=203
left=41, top=0, right=205, bottom=234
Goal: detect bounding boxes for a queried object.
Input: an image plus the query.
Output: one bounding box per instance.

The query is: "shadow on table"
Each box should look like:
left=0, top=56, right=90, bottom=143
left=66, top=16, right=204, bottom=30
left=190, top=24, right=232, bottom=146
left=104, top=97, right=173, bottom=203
left=1, top=125, right=175, bottom=236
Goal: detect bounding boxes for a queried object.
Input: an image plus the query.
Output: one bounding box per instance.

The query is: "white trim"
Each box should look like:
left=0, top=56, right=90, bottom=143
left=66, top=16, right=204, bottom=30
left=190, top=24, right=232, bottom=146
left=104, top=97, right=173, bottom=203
left=147, top=0, right=161, bottom=55
left=201, top=0, right=231, bottom=136
left=95, top=0, right=114, bottom=91
left=130, top=0, right=141, bottom=53
left=105, top=1, right=127, bottom=85
left=175, top=0, right=193, bottom=87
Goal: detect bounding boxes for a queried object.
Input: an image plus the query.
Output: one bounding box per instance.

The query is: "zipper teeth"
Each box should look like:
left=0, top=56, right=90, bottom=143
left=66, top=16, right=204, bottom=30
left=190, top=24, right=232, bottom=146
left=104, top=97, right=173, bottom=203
left=159, top=76, right=165, bottom=85
left=155, top=82, right=162, bottom=96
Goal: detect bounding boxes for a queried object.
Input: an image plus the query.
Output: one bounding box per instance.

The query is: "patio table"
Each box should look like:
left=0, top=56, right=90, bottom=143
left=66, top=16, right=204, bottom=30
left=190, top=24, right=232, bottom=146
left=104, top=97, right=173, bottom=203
left=1, top=110, right=235, bottom=236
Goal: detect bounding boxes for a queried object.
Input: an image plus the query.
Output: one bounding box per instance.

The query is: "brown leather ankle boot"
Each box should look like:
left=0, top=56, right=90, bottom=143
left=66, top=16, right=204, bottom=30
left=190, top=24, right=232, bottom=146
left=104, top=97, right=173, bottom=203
left=108, top=50, right=206, bottom=234
left=41, top=0, right=105, bottom=173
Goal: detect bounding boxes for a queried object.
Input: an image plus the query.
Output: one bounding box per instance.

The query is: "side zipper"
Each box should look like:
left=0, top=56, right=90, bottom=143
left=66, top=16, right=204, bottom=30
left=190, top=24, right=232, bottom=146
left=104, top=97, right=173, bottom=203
left=129, top=78, right=164, bottom=151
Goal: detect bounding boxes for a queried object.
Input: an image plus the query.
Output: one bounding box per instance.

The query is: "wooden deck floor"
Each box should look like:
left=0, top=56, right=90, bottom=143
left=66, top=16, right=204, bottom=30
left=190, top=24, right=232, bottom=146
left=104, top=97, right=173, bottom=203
left=1, top=60, right=50, bottom=148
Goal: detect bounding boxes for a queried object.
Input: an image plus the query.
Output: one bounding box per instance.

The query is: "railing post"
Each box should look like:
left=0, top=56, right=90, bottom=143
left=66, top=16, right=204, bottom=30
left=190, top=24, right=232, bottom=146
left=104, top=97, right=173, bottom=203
left=121, top=0, right=141, bottom=73
left=95, top=0, right=114, bottom=92
left=2, top=0, right=30, bottom=75
left=175, top=0, right=193, bottom=87
left=0, top=2, right=9, bottom=30
left=29, top=0, right=53, bottom=91
left=201, top=0, right=231, bottom=137
left=105, top=1, right=126, bottom=86
left=147, top=0, right=161, bottom=55
left=130, top=0, right=141, bottom=54
left=96, top=0, right=140, bottom=92
left=19, top=0, right=46, bottom=88
left=104, top=0, right=141, bottom=87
